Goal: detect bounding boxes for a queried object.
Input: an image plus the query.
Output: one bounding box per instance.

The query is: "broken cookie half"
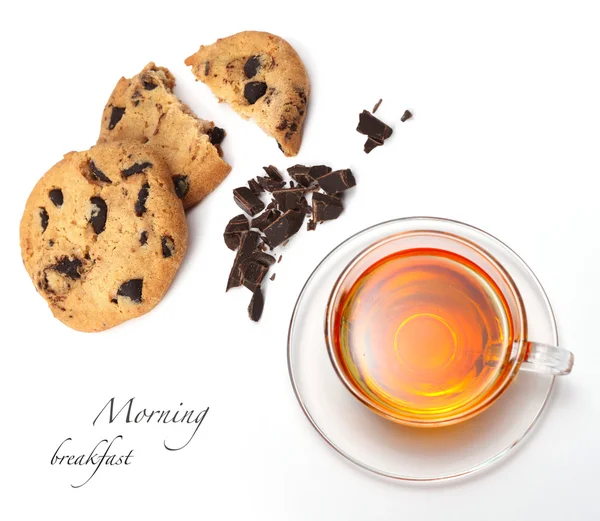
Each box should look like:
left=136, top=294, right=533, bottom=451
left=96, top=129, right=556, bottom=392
left=98, top=62, right=232, bottom=209
left=185, top=31, right=310, bottom=157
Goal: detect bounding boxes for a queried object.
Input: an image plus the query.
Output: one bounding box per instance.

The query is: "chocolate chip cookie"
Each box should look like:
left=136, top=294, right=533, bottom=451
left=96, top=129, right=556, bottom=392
left=20, top=141, right=188, bottom=332
left=98, top=63, right=232, bottom=209
left=185, top=31, right=310, bottom=157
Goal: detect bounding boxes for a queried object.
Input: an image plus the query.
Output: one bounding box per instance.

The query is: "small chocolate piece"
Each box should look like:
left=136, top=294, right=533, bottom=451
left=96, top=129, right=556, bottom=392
left=270, top=273, right=276, bottom=281
left=240, top=259, right=269, bottom=291
left=135, top=182, right=150, bottom=217
left=53, top=256, right=83, bottom=280
left=307, top=165, right=332, bottom=181
left=108, top=106, right=126, bottom=130
left=89, top=197, right=108, bottom=234
left=356, top=110, right=393, bottom=142
left=313, top=192, right=344, bottom=222
left=224, top=214, right=250, bottom=251
left=263, top=210, right=305, bottom=248
left=161, top=236, right=175, bottom=258
left=251, top=208, right=279, bottom=231
left=39, top=207, right=49, bottom=233
left=142, top=77, right=157, bottom=90
left=256, top=176, right=286, bottom=192
left=372, top=98, right=383, bottom=113
left=401, top=110, right=413, bottom=122
left=248, top=287, right=264, bottom=322
left=233, top=187, right=265, bottom=216
left=172, top=175, right=189, bottom=200
left=244, top=81, right=268, bottom=104
left=316, top=169, right=356, bottom=195
left=227, top=231, right=260, bottom=291
left=263, top=165, right=284, bottom=181
left=307, top=219, right=317, bottom=231
left=272, top=187, right=306, bottom=212
left=244, top=56, right=261, bottom=79
left=208, top=126, right=225, bottom=146
left=89, top=160, right=112, bottom=183
left=287, top=165, right=313, bottom=187
left=49, top=189, right=64, bottom=208
left=122, top=161, right=153, bottom=178
left=248, top=178, right=263, bottom=195
left=278, top=255, right=282, bottom=263
left=117, top=279, right=143, bottom=303
left=140, top=231, right=148, bottom=246
left=364, top=137, right=382, bottom=154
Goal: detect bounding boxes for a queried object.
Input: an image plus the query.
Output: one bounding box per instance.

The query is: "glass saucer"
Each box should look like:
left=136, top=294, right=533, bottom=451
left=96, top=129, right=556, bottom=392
left=287, top=217, right=557, bottom=482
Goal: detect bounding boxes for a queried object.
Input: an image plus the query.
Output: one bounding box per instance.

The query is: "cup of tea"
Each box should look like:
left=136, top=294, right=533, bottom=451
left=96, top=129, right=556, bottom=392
left=325, top=229, right=574, bottom=428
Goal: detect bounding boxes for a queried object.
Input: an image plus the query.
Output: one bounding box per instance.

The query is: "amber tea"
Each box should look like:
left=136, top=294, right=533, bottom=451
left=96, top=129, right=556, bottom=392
left=330, top=247, right=519, bottom=425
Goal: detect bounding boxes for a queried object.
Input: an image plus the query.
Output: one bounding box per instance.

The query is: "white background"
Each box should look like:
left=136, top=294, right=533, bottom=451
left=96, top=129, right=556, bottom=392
left=1, top=1, right=599, bottom=519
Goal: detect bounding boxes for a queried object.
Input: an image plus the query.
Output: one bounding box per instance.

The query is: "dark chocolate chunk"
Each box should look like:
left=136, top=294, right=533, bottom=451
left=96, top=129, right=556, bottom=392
left=122, top=161, right=153, bottom=178
left=364, top=137, right=382, bottom=154
left=252, top=250, right=276, bottom=266
left=204, top=61, right=211, bottom=76
left=161, top=236, right=175, bottom=258
left=248, top=287, right=264, bottom=322
left=89, top=160, right=112, bottom=183
left=312, top=192, right=343, bottom=222
left=263, top=165, right=284, bottom=181
left=270, top=273, right=276, bottom=281
left=401, top=109, right=413, bottom=122
left=39, top=207, right=49, bottom=233
left=233, top=187, right=265, bottom=216
left=307, top=165, right=332, bottom=181
left=372, top=98, right=383, bottom=113
left=240, top=259, right=269, bottom=292
left=278, top=255, right=282, bottom=263
left=251, top=208, right=280, bottom=231
left=48, top=240, right=54, bottom=247
left=256, top=176, right=286, bottom=192
left=248, top=178, right=263, bottom=195
left=54, top=256, right=82, bottom=280
left=307, top=219, right=317, bottom=231
left=287, top=165, right=313, bottom=187
left=135, top=182, right=150, bottom=217
left=172, top=175, right=189, bottom=200
left=142, top=77, right=157, bottom=90
left=263, top=210, right=304, bottom=248
left=208, top=126, right=225, bottom=146
left=117, top=279, right=143, bottom=303
left=49, top=189, right=63, bottom=208
left=272, top=187, right=306, bottom=212
left=227, top=231, right=260, bottom=291
left=89, top=197, right=108, bottom=234
left=108, top=106, right=126, bottom=130
left=224, top=214, right=250, bottom=251
left=316, top=169, right=356, bottom=194
left=140, top=231, right=148, bottom=246
left=356, top=110, right=393, bottom=142
left=244, top=56, right=261, bottom=78
left=244, top=81, right=268, bottom=104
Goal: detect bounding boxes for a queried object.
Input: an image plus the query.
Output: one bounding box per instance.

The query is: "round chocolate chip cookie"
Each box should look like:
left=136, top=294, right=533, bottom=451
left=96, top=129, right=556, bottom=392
left=98, top=62, right=232, bottom=209
left=20, top=141, right=188, bottom=332
left=185, top=31, right=310, bottom=157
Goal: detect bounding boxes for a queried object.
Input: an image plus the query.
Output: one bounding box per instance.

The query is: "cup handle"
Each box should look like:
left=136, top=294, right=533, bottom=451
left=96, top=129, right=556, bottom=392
left=520, top=342, right=574, bottom=376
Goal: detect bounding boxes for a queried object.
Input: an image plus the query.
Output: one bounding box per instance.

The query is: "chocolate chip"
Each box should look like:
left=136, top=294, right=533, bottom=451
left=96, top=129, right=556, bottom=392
left=251, top=208, right=280, bottom=231
left=364, top=137, right=382, bottom=154
left=142, top=77, right=158, bottom=90
left=307, top=219, right=317, bottom=231
left=248, top=287, right=264, bottom=322
left=161, top=236, right=175, bottom=258
left=372, top=99, right=383, bottom=113
left=401, top=109, right=413, bottom=122
left=272, top=187, right=306, bottom=212
left=49, top=189, right=63, bottom=208
left=248, top=178, right=263, bottom=195
left=204, top=61, right=211, bottom=76
left=48, top=240, right=54, bottom=247
left=357, top=110, right=393, bottom=142
left=316, top=169, right=356, bottom=195
left=224, top=214, right=250, bottom=251
left=263, top=210, right=304, bottom=248
left=39, top=207, right=49, bottom=233
left=108, top=106, right=125, bottom=130
left=89, top=160, right=112, bottom=183
left=122, top=161, right=153, bottom=178
left=256, top=176, right=286, bottom=192
left=233, top=187, right=265, bottom=216
left=244, top=56, right=261, bottom=78
left=263, top=165, right=283, bottom=181
left=312, top=192, right=343, bottom=222
left=117, top=279, right=143, bottom=303
left=135, top=182, right=150, bottom=217
left=140, top=231, right=148, bottom=246
left=278, top=255, right=282, bottom=263
left=244, top=81, right=268, bottom=104
left=172, top=175, right=189, bottom=200
left=227, top=231, right=260, bottom=291
left=90, top=197, right=108, bottom=234
left=270, top=273, right=276, bottom=281
left=208, top=126, right=225, bottom=146
left=287, top=165, right=314, bottom=187
left=54, top=256, right=82, bottom=280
